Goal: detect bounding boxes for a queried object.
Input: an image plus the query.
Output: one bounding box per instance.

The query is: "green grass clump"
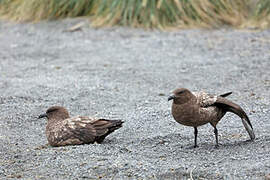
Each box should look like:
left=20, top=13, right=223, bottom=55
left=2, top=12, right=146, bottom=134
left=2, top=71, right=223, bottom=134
left=251, top=0, right=270, bottom=29
left=0, top=0, right=12, bottom=15
left=90, top=0, right=250, bottom=29
left=0, top=0, right=95, bottom=21
left=255, top=0, right=270, bottom=16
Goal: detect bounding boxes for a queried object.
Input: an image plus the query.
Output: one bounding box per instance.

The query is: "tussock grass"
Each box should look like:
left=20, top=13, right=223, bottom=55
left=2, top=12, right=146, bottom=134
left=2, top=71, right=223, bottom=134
left=255, top=0, right=270, bottom=16
left=0, top=0, right=270, bottom=30
left=251, top=0, right=270, bottom=29
left=91, top=0, right=250, bottom=29
left=0, top=0, right=94, bottom=21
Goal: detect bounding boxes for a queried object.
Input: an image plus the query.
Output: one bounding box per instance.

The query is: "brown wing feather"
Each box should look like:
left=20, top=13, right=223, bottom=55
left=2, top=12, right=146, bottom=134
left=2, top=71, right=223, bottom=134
left=214, top=97, right=255, bottom=140
left=220, top=92, right=232, bottom=97
left=47, top=129, right=81, bottom=147
left=92, top=119, right=124, bottom=143
left=67, top=122, right=97, bottom=143
left=193, top=91, right=217, bottom=107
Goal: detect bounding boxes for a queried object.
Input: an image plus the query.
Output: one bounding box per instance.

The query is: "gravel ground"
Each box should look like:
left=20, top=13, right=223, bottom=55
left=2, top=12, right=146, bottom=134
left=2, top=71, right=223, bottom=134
left=0, top=18, right=270, bottom=179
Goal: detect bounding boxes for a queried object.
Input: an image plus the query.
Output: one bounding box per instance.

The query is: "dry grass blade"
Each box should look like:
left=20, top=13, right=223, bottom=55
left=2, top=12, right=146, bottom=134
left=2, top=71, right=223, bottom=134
left=189, top=166, right=196, bottom=180
left=63, top=21, right=85, bottom=32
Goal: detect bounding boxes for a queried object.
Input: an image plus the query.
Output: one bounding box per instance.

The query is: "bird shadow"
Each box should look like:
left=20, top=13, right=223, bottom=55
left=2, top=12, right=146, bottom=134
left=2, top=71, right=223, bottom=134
left=33, top=139, right=116, bottom=151
left=146, top=133, right=257, bottom=151
left=194, top=138, right=256, bottom=151
left=221, top=139, right=254, bottom=147
left=99, top=137, right=121, bottom=144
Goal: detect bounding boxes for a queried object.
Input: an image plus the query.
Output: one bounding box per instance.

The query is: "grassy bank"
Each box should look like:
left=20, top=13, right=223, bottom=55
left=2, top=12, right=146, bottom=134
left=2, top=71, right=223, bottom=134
left=0, top=0, right=269, bottom=29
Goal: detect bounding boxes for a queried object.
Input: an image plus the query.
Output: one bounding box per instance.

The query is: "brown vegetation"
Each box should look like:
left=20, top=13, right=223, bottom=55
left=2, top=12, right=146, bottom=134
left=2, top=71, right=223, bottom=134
left=0, top=0, right=269, bottom=30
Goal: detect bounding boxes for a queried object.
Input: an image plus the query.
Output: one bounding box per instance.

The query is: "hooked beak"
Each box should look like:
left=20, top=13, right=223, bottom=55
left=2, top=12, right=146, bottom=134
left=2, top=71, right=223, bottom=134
left=168, top=95, right=175, bottom=101
left=38, top=113, right=48, bottom=119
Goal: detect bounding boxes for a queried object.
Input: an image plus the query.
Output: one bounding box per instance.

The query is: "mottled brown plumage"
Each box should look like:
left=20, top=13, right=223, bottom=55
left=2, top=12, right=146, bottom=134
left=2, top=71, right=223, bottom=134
left=168, top=88, right=255, bottom=148
left=38, top=106, right=123, bottom=147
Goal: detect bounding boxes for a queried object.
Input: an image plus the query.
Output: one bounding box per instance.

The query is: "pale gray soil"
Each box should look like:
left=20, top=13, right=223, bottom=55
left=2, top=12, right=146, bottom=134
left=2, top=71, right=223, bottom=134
left=0, top=18, right=270, bottom=179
